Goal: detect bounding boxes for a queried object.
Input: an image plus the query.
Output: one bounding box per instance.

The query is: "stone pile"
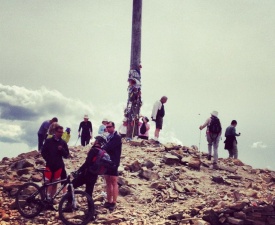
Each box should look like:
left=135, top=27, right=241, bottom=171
left=0, top=139, right=275, bottom=225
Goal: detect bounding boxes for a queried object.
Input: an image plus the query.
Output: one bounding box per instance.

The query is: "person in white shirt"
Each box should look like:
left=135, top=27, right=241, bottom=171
left=151, top=96, right=168, bottom=143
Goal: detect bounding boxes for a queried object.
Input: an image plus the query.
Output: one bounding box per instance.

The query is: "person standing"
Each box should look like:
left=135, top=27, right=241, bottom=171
left=102, top=121, right=122, bottom=211
left=224, top=120, right=241, bottom=159
left=199, top=111, right=222, bottom=169
left=41, top=126, right=69, bottom=198
left=118, top=118, right=127, bottom=138
left=37, top=117, right=58, bottom=151
left=78, top=115, right=93, bottom=146
left=151, top=96, right=168, bottom=143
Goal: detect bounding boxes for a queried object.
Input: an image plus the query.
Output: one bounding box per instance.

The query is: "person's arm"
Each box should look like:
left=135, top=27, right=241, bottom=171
left=232, top=127, right=240, bottom=136
left=151, top=101, right=160, bottom=120
left=89, top=122, right=93, bottom=138
left=78, top=122, right=82, bottom=137
left=199, top=118, right=211, bottom=130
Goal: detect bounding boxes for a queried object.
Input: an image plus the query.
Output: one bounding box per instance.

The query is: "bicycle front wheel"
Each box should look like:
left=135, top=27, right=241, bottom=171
left=58, top=190, right=94, bottom=225
left=16, top=182, right=44, bottom=218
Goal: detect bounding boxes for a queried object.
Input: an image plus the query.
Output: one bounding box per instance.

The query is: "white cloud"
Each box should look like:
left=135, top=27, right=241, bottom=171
left=251, top=141, right=267, bottom=149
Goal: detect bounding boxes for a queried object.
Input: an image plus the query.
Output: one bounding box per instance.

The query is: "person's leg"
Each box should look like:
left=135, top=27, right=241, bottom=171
left=206, top=133, right=213, bottom=158
left=228, top=149, right=233, bottom=158
left=154, top=128, right=160, bottom=140
left=104, top=175, right=113, bottom=203
left=38, top=134, right=44, bottom=151
left=213, top=137, right=219, bottom=164
left=85, top=136, right=91, bottom=146
left=232, top=140, right=238, bottom=159
left=85, top=175, right=98, bottom=197
left=109, top=176, right=118, bottom=204
left=81, top=136, right=85, bottom=146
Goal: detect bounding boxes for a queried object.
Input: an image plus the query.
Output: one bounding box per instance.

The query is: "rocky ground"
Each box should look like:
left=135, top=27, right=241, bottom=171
left=1, top=139, right=275, bottom=225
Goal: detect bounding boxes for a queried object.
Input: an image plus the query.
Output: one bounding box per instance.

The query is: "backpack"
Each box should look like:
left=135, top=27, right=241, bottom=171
left=208, top=116, right=222, bottom=134
left=140, top=122, right=146, bottom=135
left=89, top=148, right=113, bottom=175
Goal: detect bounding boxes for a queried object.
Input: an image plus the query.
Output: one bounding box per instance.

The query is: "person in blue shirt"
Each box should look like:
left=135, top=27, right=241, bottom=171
left=98, top=118, right=108, bottom=135
left=37, top=117, right=58, bottom=151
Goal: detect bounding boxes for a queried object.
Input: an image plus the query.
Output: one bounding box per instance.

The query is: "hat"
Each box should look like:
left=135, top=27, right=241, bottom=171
left=65, top=127, right=71, bottom=132
left=102, top=118, right=108, bottom=122
left=211, top=111, right=218, bottom=117
left=84, top=115, right=89, bottom=119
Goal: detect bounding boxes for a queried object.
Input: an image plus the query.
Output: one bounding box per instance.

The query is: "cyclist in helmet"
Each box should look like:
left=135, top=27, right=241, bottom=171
left=72, top=135, right=107, bottom=197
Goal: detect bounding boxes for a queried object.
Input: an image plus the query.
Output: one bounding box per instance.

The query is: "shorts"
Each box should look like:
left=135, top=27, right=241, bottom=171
left=44, top=167, right=63, bottom=181
left=155, top=116, right=163, bottom=129
left=105, top=166, right=119, bottom=176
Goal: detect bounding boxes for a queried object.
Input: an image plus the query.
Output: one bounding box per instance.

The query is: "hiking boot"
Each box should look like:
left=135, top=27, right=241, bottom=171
left=108, top=203, right=116, bottom=211
left=213, top=163, right=219, bottom=170
left=103, top=202, right=112, bottom=209
left=207, top=155, right=212, bottom=161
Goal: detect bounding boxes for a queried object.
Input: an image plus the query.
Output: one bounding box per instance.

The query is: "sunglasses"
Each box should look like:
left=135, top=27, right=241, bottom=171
left=106, top=126, right=113, bottom=128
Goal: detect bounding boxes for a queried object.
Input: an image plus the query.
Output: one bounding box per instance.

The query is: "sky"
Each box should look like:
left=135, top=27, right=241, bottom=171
left=1, top=0, right=275, bottom=169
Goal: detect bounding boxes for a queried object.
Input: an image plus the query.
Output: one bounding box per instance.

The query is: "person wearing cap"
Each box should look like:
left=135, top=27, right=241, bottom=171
left=37, top=117, right=58, bottom=151
left=224, top=120, right=241, bottom=159
left=199, top=111, right=222, bottom=169
left=138, top=116, right=150, bottom=140
left=78, top=115, right=93, bottom=146
left=98, top=119, right=108, bottom=135
left=151, top=96, right=168, bottom=143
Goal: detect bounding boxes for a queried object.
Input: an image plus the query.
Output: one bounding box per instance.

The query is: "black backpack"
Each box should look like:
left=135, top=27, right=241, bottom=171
left=208, top=116, right=222, bottom=134
left=88, top=148, right=113, bottom=175
left=140, top=122, right=146, bottom=135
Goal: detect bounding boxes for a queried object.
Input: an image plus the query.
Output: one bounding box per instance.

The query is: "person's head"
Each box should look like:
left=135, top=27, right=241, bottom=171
left=231, top=120, right=237, bottom=127
left=106, top=121, right=115, bottom=134
left=54, top=125, right=64, bottom=138
left=65, top=127, right=71, bottom=134
left=50, top=117, right=58, bottom=124
left=102, top=118, right=108, bottom=125
left=94, top=135, right=107, bottom=148
left=160, top=96, right=168, bottom=104
left=210, top=111, right=218, bottom=118
left=83, top=115, right=89, bottom=121
left=143, top=117, right=149, bottom=123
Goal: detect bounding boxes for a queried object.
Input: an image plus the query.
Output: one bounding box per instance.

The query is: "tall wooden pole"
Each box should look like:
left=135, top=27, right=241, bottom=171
left=125, top=0, right=142, bottom=139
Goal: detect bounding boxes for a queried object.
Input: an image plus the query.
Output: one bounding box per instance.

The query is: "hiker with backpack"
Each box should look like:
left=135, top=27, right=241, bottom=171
left=199, top=111, right=222, bottom=169
left=102, top=121, right=122, bottom=211
left=224, top=120, right=241, bottom=159
left=138, top=116, right=150, bottom=140
left=72, top=135, right=112, bottom=197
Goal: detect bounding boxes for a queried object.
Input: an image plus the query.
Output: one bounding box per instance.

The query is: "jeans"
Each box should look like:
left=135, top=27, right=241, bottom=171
left=228, top=140, right=238, bottom=159
left=206, top=133, right=220, bottom=163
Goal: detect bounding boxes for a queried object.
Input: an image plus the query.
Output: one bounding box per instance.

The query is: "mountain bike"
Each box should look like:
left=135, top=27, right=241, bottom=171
left=16, top=168, right=94, bottom=225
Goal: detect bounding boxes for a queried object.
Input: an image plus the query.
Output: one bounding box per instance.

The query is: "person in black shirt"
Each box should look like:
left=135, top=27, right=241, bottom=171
left=72, top=136, right=107, bottom=197
left=41, top=125, right=69, bottom=198
left=102, top=121, right=122, bottom=211
left=78, top=115, right=93, bottom=146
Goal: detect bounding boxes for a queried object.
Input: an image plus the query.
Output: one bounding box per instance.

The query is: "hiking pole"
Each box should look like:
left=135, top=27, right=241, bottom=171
left=74, top=136, right=80, bottom=147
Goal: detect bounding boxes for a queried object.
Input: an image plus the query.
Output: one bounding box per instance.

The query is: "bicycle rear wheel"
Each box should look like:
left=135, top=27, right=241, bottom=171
left=16, top=182, right=44, bottom=218
left=58, top=190, right=94, bottom=225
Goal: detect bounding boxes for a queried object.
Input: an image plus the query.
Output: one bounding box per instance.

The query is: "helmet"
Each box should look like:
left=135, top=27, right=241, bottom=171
left=94, top=135, right=107, bottom=146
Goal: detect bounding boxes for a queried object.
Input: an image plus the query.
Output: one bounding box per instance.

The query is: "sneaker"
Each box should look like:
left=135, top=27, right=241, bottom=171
left=108, top=203, right=116, bottom=211
left=103, top=202, right=112, bottom=209
left=207, top=155, right=212, bottom=161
